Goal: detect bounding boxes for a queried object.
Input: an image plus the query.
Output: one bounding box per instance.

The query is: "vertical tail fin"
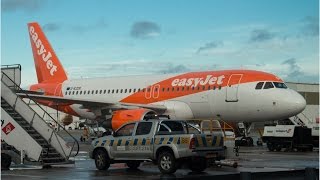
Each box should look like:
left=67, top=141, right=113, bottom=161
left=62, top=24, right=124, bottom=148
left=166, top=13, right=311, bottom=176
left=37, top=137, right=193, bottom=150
left=28, top=22, right=67, bottom=83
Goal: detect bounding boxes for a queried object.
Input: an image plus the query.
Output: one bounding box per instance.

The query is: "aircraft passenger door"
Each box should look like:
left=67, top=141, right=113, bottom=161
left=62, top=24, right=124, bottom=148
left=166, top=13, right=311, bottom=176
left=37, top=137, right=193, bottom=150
left=145, top=84, right=160, bottom=99
left=226, top=74, right=243, bottom=102
left=152, top=84, right=160, bottom=99
left=145, top=86, right=152, bottom=99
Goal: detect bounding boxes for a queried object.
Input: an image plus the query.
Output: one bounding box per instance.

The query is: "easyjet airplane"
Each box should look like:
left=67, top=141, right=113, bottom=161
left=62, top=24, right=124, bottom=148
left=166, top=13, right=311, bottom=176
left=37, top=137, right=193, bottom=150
left=21, top=22, right=306, bottom=130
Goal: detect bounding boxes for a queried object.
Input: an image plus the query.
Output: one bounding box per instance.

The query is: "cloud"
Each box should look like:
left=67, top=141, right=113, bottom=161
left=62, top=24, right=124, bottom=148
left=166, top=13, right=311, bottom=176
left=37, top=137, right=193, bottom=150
left=43, top=23, right=60, bottom=32
left=41, top=18, right=107, bottom=33
left=71, top=18, right=108, bottom=33
left=249, top=29, right=275, bottom=42
left=66, top=60, right=196, bottom=79
left=197, top=41, right=223, bottom=54
left=158, top=64, right=190, bottom=74
left=300, top=16, right=319, bottom=36
left=244, top=58, right=318, bottom=83
left=130, top=21, right=161, bottom=39
left=1, top=0, right=44, bottom=12
left=281, top=58, right=304, bottom=77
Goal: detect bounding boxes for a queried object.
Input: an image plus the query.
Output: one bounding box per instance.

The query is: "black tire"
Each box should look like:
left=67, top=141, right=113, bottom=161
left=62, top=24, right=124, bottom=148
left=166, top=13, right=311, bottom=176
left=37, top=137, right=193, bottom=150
left=275, top=145, right=282, bottom=152
left=1, top=153, right=11, bottom=170
left=94, top=149, right=110, bottom=170
left=158, top=151, right=177, bottom=174
left=247, top=137, right=254, bottom=147
left=267, top=143, right=275, bottom=151
left=190, top=158, right=207, bottom=172
left=126, top=161, right=141, bottom=169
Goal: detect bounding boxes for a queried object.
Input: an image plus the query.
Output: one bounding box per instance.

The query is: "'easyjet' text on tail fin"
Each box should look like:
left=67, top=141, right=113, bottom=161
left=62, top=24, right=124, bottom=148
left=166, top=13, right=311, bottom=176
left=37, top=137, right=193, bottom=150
left=28, top=22, right=68, bottom=83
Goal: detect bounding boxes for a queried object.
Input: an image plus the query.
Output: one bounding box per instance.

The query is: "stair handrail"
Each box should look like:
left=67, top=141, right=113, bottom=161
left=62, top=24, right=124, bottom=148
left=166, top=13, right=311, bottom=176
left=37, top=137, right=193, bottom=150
left=299, top=112, right=314, bottom=125
left=1, top=71, right=79, bottom=158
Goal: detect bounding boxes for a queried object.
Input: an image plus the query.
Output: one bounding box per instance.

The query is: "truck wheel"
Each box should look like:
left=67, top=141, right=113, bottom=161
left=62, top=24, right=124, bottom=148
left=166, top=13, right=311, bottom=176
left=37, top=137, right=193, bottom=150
left=1, top=153, right=11, bottom=170
left=267, top=143, right=275, bottom=151
left=94, top=149, right=110, bottom=170
left=190, top=158, right=207, bottom=172
left=275, top=145, right=282, bottom=152
left=158, top=151, right=177, bottom=174
left=126, top=161, right=140, bottom=169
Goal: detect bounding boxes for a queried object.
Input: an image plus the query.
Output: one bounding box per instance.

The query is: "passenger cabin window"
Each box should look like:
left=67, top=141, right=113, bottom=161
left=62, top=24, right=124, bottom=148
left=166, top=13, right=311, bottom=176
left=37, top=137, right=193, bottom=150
left=158, top=124, right=170, bottom=134
left=264, top=82, right=274, bottom=89
left=115, top=123, right=135, bottom=137
left=273, top=82, right=287, bottom=89
left=255, top=82, right=264, bottom=89
left=135, top=122, right=152, bottom=135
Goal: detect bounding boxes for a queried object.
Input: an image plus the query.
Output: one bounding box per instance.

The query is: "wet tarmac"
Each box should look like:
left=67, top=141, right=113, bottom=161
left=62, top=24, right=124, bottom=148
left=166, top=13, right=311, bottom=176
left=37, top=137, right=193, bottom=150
left=1, top=130, right=319, bottom=179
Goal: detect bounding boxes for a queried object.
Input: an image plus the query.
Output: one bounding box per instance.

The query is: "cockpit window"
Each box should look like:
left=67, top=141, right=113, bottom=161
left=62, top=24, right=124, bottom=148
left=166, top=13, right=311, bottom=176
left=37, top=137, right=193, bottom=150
left=255, top=82, right=264, bottom=89
left=273, top=82, right=287, bottom=89
left=264, top=82, right=274, bottom=89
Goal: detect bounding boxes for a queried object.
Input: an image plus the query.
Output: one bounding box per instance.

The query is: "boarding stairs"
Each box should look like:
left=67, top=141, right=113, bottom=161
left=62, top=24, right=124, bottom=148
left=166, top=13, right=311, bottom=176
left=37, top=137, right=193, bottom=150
left=289, top=112, right=319, bottom=132
left=1, top=65, right=79, bottom=166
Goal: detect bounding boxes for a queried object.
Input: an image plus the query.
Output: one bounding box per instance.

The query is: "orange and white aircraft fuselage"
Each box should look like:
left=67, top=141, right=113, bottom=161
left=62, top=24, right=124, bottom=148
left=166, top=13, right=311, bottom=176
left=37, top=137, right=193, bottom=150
left=24, top=22, right=306, bottom=130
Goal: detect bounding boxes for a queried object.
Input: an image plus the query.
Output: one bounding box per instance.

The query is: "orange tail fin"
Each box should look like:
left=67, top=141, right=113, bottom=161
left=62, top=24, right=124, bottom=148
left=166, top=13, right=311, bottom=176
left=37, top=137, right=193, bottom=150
left=28, top=22, right=67, bottom=83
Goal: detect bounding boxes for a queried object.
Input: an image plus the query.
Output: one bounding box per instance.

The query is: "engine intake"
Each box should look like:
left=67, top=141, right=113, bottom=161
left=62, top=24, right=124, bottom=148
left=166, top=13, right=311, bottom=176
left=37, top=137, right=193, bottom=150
left=107, top=108, right=156, bottom=130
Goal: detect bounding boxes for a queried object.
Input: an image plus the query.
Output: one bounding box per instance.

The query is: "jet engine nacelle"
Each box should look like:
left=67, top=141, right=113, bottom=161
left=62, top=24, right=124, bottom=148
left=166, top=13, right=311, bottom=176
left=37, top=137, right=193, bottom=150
left=109, top=108, right=156, bottom=130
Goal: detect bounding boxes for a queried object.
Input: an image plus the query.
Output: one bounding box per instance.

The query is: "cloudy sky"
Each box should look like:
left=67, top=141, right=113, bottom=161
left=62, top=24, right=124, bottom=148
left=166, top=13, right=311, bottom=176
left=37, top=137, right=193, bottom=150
left=1, top=0, right=319, bottom=87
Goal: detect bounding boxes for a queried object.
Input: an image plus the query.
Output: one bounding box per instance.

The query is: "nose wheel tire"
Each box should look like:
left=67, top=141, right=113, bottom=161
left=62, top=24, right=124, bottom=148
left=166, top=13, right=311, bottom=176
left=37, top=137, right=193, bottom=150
left=94, top=149, right=110, bottom=170
left=158, top=151, right=177, bottom=174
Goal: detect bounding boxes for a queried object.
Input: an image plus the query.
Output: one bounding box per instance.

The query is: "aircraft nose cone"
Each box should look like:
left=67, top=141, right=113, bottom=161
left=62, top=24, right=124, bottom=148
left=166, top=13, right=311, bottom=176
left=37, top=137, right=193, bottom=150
left=296, top=93, right=306, bottom=113
left=289, top=91, right=306, bottom=115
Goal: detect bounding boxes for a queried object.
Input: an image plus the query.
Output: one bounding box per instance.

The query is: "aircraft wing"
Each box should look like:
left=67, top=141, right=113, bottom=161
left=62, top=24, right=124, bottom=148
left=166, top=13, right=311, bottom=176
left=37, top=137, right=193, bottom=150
left=16, top=93, right=167, bottom=112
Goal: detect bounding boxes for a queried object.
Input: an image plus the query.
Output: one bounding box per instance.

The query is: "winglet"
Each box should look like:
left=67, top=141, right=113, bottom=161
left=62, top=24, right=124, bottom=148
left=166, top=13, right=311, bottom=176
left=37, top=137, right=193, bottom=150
left=28, top=22, right=68, bottom=83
